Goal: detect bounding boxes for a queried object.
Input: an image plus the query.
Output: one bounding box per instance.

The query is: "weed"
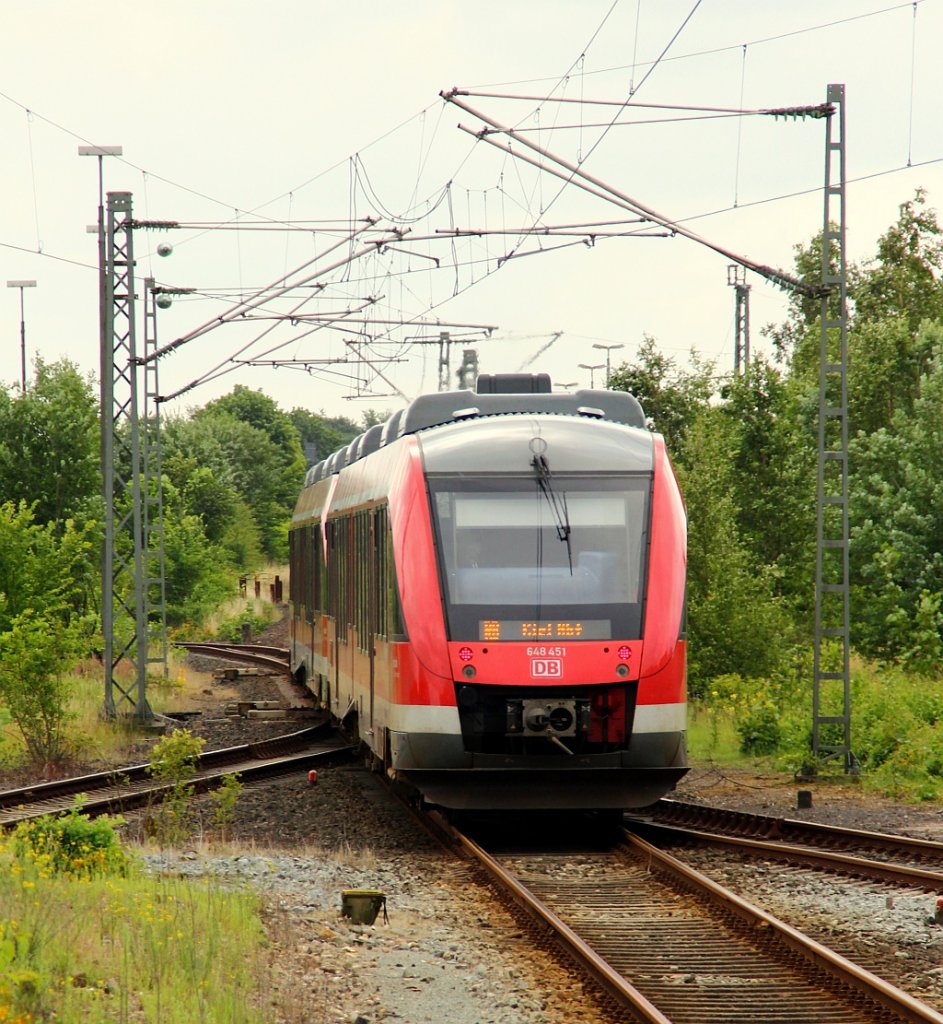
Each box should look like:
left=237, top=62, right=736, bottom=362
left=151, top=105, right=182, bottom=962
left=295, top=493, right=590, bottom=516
left=209, top=772, right=243, bottom=838
left=13, top=798, right=128, bottom=879
left=146, top=729, right=205, bottom=846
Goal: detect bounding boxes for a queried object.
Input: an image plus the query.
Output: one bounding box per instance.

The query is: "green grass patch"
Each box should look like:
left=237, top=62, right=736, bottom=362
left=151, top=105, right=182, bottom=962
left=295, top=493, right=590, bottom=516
left=688, top=660, right=943, bottom=804
left=687, top=703, right=744, bottom=764
left=1, top=811, right=273, bottom=1023
left=0, top=653, right=193, bottom=773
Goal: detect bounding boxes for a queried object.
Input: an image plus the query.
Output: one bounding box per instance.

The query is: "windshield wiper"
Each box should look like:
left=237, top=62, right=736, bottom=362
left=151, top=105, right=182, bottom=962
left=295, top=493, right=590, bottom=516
left=531, top=452, right=573, bottom=574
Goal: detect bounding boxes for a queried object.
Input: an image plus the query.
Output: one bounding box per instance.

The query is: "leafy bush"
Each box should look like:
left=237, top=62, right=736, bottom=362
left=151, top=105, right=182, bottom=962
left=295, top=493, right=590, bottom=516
left=209, top=773, right=243, bottom=836
left=213, top=604, right=274, bottom=643
left=736, top=702, right=782, bottom=755
left=13, top=800, right=128, bottom=878
left=692, top=660, right=943, bottom=803
left=0, top=611, right=89, bottom=767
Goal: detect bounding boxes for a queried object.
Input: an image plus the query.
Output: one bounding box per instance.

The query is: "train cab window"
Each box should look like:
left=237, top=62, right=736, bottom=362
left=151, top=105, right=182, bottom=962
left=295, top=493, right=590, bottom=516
left=429, top=475, right=650, bottom=642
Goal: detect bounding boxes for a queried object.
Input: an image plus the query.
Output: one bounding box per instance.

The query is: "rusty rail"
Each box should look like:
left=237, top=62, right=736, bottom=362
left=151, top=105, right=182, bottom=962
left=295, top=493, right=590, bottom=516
left=440, top=815, right=943, bottom=1023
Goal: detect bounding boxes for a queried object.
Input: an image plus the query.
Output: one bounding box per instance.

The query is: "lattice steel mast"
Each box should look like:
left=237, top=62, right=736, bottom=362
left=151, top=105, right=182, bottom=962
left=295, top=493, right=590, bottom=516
left=812, top=85, right=853, bottom=770
left=727, top=264, right=751, bottom=375
left=101, top=191, right=151, bottom=720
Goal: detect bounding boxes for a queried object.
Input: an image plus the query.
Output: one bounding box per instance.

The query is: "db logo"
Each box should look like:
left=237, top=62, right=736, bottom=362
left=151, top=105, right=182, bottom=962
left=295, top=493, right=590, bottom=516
left=531, top=658, right=562, bottom=678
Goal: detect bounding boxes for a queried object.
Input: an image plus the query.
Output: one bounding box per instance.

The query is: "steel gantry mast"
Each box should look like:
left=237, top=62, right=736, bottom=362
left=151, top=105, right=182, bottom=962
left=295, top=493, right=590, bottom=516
left=727, top=264, right=751, bottom=375
left=101, top=191, right=152, bottom=720
left=812, top=85, right=853, bottom=771
left=142, top=278, right=170, bottom=682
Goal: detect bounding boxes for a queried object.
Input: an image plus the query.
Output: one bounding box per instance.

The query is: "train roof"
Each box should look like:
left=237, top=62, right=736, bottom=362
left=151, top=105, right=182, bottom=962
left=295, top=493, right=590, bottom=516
left=304, top=373, right=647, bottom=485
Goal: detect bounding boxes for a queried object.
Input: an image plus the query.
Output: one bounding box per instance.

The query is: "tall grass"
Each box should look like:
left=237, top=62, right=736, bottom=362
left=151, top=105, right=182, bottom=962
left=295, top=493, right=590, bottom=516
left=1, top=824, right=273, bottom=1023
left=689, top=659, right=943, bottom=803
left=0, top=653, right=200, bottom=771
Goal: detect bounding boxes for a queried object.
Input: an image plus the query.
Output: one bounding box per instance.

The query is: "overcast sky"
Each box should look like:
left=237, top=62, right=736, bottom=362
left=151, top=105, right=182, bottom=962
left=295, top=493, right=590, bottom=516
left=3, top=1, right=942, bottom=423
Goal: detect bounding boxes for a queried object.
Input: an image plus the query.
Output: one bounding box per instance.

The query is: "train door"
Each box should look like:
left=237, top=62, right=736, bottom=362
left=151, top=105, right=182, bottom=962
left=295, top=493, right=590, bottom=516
left=341, top=515, right=355, bottom=716
left=326, top=517, right=340, bottom=716
left=367, top=509, right=376, bottom=729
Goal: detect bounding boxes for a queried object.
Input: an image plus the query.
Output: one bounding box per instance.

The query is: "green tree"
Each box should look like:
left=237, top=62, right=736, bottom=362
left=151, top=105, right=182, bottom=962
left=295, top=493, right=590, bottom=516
left=161, top=509, right=235, bottom=626
left=197, top=387, right=306, bottom=560
left=607, top=336, right=713, bottom=455
left=289, top=407, right=360, bottom=463
left=160, top=415, right=265, bottom=570
left=677, top=410, right=792, bottom=692
left=765, top=228, right=844, bottom=377
left=849, top=349, right=943, bottom=667
left=851, top=189, right=943, bottom=333
left=847, top=316, right=935, bottom=436
left=0, top=612, right=87, bottom=767
left=842, top=194, right=943, bottom=437
left=0, top=359, right=99, bottom=527
left=0, top=502, right=97, bottom=767
left=718, top=360, right=816, bottom=613
left=0, top=501, right=98, bottom=633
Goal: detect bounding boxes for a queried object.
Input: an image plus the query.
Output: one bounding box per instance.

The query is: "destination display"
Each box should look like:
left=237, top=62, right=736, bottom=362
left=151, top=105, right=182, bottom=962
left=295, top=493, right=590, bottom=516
left=479, top=619, right=610, bottom=641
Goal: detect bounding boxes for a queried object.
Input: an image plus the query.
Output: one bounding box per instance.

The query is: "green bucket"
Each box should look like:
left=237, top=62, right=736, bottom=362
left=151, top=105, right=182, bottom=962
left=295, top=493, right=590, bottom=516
left=341, top=889, right=387, bottom=925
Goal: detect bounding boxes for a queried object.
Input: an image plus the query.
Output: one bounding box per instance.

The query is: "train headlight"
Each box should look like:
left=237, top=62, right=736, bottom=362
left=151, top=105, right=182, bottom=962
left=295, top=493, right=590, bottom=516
left=615, top=664, right=630, bottom=677
left=458, top=646, right=474, bottom=662
left=462, top=665, right=476, bottom=678
left=617, top=645, right=631, bottom=660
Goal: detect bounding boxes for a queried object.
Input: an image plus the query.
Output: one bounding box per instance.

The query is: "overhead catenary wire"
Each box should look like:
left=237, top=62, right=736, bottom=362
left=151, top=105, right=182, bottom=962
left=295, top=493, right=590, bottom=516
left=469, top=1, right=924, bottom=91
left=450, top=92, right=830, bottom=118
left=447, top=91, right=825, bottom=298
left=4, top=4, right=937, bottom=412
left=469, top=1, right=706, bottom=259
left=148, top=222, right=380, bottom=361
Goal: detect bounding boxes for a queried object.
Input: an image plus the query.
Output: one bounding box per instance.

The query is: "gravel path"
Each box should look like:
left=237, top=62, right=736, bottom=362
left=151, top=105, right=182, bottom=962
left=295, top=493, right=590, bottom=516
left=134, top=764, right=615, bottom=1024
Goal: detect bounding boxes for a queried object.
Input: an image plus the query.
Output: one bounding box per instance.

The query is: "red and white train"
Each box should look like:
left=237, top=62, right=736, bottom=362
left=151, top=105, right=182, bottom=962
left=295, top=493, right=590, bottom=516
left=289, top=373, right=687, bottom=809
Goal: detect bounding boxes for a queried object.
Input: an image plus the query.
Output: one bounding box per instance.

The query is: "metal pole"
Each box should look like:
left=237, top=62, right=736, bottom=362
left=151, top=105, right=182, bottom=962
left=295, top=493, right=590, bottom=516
left=18, top=291, right=26, bottom=391
left=143, top=279, right=170, bottom=680
left=579, top=362, right=604, bottom=389
left=812, top=84, right=852, bottom=772
left=438, top=331, right=451, bottom=391
left=727, top=265, right=751, bottom=375
left=592, top=342, right=623, bottom=383
left=102, top=190, right=152, bottom=721
left=6, top=281, right=36, bottom=392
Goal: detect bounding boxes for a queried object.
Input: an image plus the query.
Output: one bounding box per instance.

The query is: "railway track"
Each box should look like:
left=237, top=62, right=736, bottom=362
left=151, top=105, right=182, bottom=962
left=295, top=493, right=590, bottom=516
left=645, top=799, right=943, bottom=863
left=433, top=813, right=943, bottom=1024
left=0, top=725, right=356, bottom=828
left=625, top=799, right=943, bottom=890
left=175, top=640, right=290, bottom=674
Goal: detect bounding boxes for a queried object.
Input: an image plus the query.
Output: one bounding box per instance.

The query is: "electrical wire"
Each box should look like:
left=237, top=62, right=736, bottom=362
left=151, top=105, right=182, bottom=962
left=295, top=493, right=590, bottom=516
left=25, top=110, right=42, bottom=253
left=468, top=2, right=924, bottom=90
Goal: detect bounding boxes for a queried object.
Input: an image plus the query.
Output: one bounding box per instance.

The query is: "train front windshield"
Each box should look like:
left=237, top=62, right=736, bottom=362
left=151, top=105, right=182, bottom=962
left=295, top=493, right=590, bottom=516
left=429, top=475, right=650, bottom=642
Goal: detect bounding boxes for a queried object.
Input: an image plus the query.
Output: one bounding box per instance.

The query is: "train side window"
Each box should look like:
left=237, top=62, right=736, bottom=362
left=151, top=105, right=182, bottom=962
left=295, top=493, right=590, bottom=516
left=288, top=528, right=298, bottom=606
left=341, top=514, right=354, bottom=637
left=355, top=510, right=368, bottom=651
left=327, top=518, right=343, bottom=631
left=374, top=506, right=389, bottom=639
left=312, top=523, right=322, bottom=616
left=304, top=524, right=314, bottom=624
left=388, top=553, right=406, bottom=641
